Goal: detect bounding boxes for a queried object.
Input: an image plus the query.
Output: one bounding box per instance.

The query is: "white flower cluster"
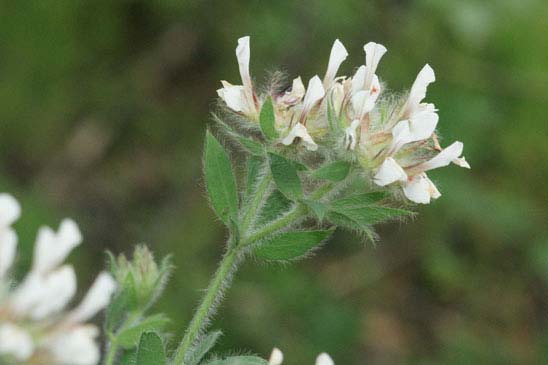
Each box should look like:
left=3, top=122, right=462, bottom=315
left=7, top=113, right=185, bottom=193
left=268, top=348, right=334, bottom=365
left=0, top=194, right=117, bottom=365
left=217, top=36, right=470, bottom=204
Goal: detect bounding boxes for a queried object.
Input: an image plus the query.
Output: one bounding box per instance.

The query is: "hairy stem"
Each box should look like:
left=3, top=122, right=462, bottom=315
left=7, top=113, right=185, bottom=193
left=240, top=171, right=272, bottom=234
left=172, top=246, right=240, bottom=365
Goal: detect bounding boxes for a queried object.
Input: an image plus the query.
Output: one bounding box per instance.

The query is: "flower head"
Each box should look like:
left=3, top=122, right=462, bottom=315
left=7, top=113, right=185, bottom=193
left=217, top=36, right=470, bottom=204
left=0, top=194, right=116, bottom=365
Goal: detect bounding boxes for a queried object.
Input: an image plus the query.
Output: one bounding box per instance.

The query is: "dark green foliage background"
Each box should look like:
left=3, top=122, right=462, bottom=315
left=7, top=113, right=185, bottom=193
left=1, top=1, right=547, bottom=364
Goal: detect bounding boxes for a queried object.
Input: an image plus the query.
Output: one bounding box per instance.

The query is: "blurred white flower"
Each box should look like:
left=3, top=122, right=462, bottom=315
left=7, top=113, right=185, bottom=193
left=0, top=193, right=117, bottom=365
left=268, top=348, right=334, bottom=365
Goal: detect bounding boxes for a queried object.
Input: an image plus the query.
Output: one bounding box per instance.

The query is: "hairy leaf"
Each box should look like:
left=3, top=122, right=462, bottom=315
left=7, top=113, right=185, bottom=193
left=255, top=229, right=334, bottom=260
left=237, top=136, right=264, bottom=156
left=311, top=161, right=351, bottom=182
left=117, top=314, right=170, bottom=349
left=135, top=332, right=166, bottom=365
left=205, top=356, right=268, bottom=365
left=256, top=189, right=293, bottom=225
left=184, top=330, right=222, bottom=365
left=330, top=192, right=390, bottom=209
left=303, top=199, right=328, bottom=221
left=259, top=97, right=278, bottom=140
left=269, top=152, right=303, bottom=200
left=204, top=131, right=239, bottom=225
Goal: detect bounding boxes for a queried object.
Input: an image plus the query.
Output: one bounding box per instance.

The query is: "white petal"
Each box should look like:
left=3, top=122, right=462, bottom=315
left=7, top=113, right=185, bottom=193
left=373, top=158, right=408, bottom=186
left=0, top=193, right=21, bottom=227
left=268, top=348, right=284, bottom=365
left=363, top=41, right=387, bottom=89
left=281, top=123, right=318, bottom=151
left=323, top=39, right=348, bottom=88
left=33, top=218, right=82, bottom=274
left=408, top=110, right=438, bottom=141
left=344, top=119, right=361, bottom=150
left=315, top=353, right=334, bottom=365
left=405, top=64, right=435, bottom=116
left=279, top=77, right=306, bottom=105
left=420, top=141, right=464, bottom=171
left=217, top=82, right=247, bottom=112
left=29, top=266, right=77, bottom=319
left=302, top=76, right=325, bottom=114
left=0, top=229, right=17, bottom=279
left=351, top=90, right=376, bottom=119
left=66, top=272, right=117, bottom=324
left=389, top=120, right=413, bottom=153
left=0, top=323, right=34, bottom=361
left=453, top=156, right=471, bottom=169
left=46, top=326, right=100, bottom=365
left=236, top=36, right=251, bottom=91
left=329, top=82, right=345, bottom=116
left=351, top=65, right=366, bottom=96
left=403, top=173, right=440, bottom=204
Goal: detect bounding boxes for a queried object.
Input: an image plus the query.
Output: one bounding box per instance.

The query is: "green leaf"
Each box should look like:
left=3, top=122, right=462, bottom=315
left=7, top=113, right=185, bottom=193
left=255, top=229, right=334, bottom=260
left=311, top=161, right=351, bottom=182
left=257, top=189, right=293, bottom=225
left=331, top=205, right=412, bottom=226
left=237, top=136, right=264, bottom=156
left=184, top=331, right=222, bottom=365
left=330, top=192, right=389, bottom=209
left=326, top=211, right=377, bottom=241
left=269, top=152, right=303, bottom=200
left=204, top=131, right=239, bottom=225
left=205, top=356, right=268, bottom=365
left=259, top=97, right=278, bottom=140
left=245, top=156, right=264, bottom=200
left=105, top=278, right=137, bottom=332
left=117, top=314, right=170, bottom=349
left=135, top=332, right=166, bottom=365
left=303, top=200, right=328, bottom=221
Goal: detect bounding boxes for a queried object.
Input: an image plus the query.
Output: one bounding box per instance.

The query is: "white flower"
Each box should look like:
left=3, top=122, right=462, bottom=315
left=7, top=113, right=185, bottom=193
left=33, top=218, right=82, bottom=275
left=300, top=75, right=325, bottom=122
left=268, top=348, right=284, bottom=365
left=268, top=348, right=333, bottom=365
left=402, top=173, right=441, bottom=204
left=66, top=272, right=117, bottom=324
left=0, top=323, right=34, bottom=361
left=46, top=326, right=101, bottom=365
left=404, top=64, right=436, bottom=118
left=278, top=77, right=306, bottom=106
left=344, top=119, right=361, bottom=150
left=217, top=36, right=258, bottom=118
left=412, top=141, right=468, bottom=173
left=373, top=157, right=408, bottom=186
left=315, top=353, right=334, bottom=365
left=388, top=65, right=438, bottom=153
left=0, top=194, right=20, bottom=279
left=282, top=123, right=318, bottom=151
left=0, top=194, right=117, bottom=365
left=323, top=39, right=348, bottom=89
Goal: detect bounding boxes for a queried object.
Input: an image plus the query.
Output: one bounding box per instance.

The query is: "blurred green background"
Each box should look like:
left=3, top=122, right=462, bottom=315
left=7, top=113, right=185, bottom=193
left=1, top=0, right=547, bottom=364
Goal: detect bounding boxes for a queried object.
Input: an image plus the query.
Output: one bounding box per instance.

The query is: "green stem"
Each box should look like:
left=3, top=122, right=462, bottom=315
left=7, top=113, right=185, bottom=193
left=241, top=203, right=307, bottom=246
left=240, top=172, right=272, bottom=233
left=104, top=311, right=142, bottom=365
left=172, top=247, right=240, bottom=365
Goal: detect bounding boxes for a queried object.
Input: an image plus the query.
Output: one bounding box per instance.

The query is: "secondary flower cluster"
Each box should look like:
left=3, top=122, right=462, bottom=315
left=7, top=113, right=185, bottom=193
left=217, top=37, right=470, bottom=204
left=268, top=348, right=334, bottom=365
left=0, top=194, right=116, bottom=365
